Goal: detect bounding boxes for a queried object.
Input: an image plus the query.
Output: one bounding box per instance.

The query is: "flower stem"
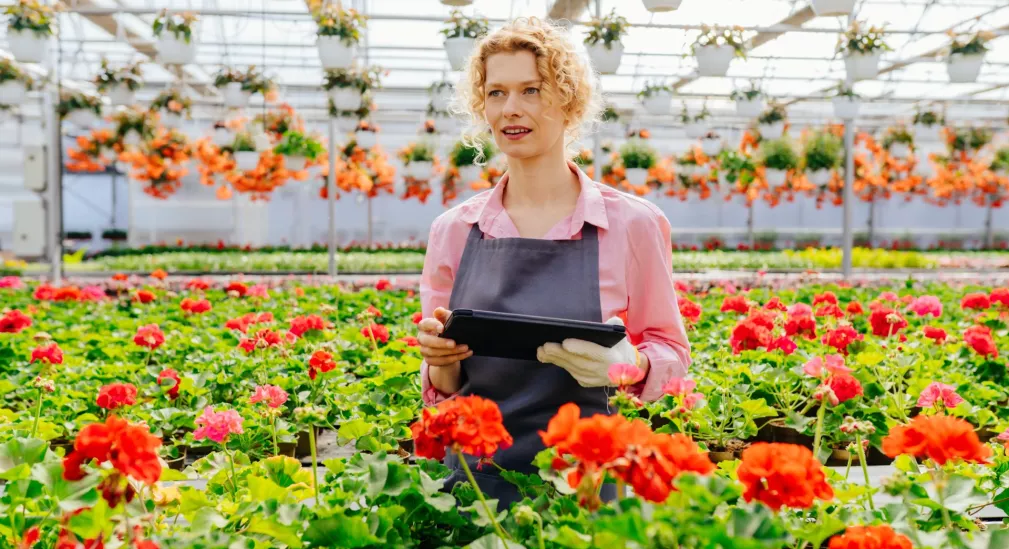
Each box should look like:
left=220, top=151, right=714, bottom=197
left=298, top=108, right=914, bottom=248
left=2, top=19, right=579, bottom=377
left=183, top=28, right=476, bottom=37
left=226, top=447, right=238, bottom=500
left=533, top=513, right=546, bottom=549
left=455, top=449, right=511, bottom=544
left=855, top=434, right=875, bottom=511
left=934, top=469, right=953, bottom=530
left=309, top=425, right=320, bottom=507
left=29, top=388, right=43, bottom=438
left=270, top=414, right=279, bottom=456
left=844, top=451, right=853, bottom=480
left=812, top=399, right=827, bottom=460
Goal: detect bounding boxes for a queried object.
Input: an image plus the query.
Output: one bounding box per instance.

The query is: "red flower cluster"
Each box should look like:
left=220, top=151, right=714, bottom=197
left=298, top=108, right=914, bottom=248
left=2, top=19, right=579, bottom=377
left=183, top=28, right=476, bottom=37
left=813, top=292, right=838, bottom=306
left=34, top=284, right=96, bottom=302
left=97, top=383, right=138, bottom=410
left=819, top=374, right=863, bottom=405
left=868, top=308, right=907, bottom=338
left=157, top=368, right=181, bottom=399
left=225, top=312, right=274, bottom=333
left=30, top=343, right=63, bottom=365
left=362, top=323, right=390, bottom=343
left=678, top=297, right=702, bottom=323
left=822, top=325, right=862, bottom=354
left=0, top=309, right=31, bottom=333
left=225, top=281, right=249, bottom=297
left=720, top=295, right=751, bottom=315
left=729, top=311, right=775, bottom=354
left=961, top=292, right=991, bottom=311
left=150, top=269, right=168, bottom=280
left=63, top=415, right=162, bottom=485
left=237, top=329, right=290, bottom=353
left=767, top=336, right=797, bottom=355
left=411, top=395, right=513, bottom=461
left=737, top=443, right=834, bottom=511
left=882, top=414, right=992, bottom=466
left=375, top=279, right=392, bottom=291
left=133, top=290, right=157, bottom=304
left=846, top=301, right=865, bottom=315
left=180, top=298, right=211, bottom=314
left=828, top=525, right=913, bottom=549
left=814, top=303, right=845, bottom=319
left=133, top=324, right=165, bottom=350
left=540, top=403, right=715, bottom=506
left=922, top=326, right=947, bottom=344
left=785, top=313, right=817, bottom=340
left=289, top=314, right=332, bottom=338
left=992, top=287, right=1009, bottom=308
left=412, top=311, right=423, bottom=324
left=308, top=350, right=337, bottom=380
left=964, top=325, right=998, bottom=358
left=186, top=278, right=211, bottom=291
left=763, top=297, right=787, bottom=312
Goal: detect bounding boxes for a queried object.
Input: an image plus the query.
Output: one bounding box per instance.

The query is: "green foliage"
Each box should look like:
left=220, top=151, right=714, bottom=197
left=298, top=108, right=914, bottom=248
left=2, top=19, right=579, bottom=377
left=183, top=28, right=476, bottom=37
left=990, top=147, right=1009, bottom=173
left=93, top=59, right=143, bottom=92
left=601, top=103, right=620, bottom=122
left=803, top=131, right=843, bottom=172
left=5, top=0, right=55, bottom=35
left=231, top=132, right=256, bottom=153
left=758, top=138, right=799, bottom=171
left=56, top=91, right=102, bottom=118
left=584, top=8, right=630, bottom=49
left=838, top=20, right=891, bottom=55
left=637, top=81, right=671, bottom=99
left=0, top=57, right=35, bottom=87
left=213, top=65, right=274, bottom=94
left=151, top=9, right=198, bottom=43
left=731, top=82, right=763, bottom=101
left=440, top=10, right=489, bottom=40
left=952, top=126, right=993, bottom=152
left=950, top=30, right=993, bottom=56
left=273, top=131, right=324, bottom=160
left=314, top=4, right=367, bottom=44
left=619, top=139, right=657, bottom=170
left=757, top=103, right=787, bottom=125
left=450, top=137, right=497, bottom=167
left=913, top=110, right=944, bottom=127
left=692, top=24, right=747, bottom=57
left=882, top=125, right=914, bottom=150
left=322, top=66, right=382, bottom=92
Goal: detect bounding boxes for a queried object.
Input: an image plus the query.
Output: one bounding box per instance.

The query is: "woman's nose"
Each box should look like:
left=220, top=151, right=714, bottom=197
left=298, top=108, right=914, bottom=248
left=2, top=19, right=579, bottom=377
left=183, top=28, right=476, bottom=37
left=503, top=93, right=522, bottom=117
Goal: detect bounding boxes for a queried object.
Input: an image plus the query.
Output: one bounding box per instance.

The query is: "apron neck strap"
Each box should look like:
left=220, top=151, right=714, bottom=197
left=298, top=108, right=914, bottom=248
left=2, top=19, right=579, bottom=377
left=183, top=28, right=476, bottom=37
left=466, top=222, right=599, bottom=241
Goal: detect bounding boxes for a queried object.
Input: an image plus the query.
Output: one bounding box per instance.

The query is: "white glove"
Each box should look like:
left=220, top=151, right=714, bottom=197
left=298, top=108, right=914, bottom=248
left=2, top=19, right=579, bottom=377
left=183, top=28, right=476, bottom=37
left=536, top=317, right=640, bottom=388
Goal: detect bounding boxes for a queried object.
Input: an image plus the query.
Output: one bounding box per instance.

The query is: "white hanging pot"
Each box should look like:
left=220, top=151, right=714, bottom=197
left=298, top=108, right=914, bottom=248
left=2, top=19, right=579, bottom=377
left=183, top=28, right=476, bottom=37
left=67, top=109, right=99, bottom=129
left=735, top=97, right=764, bottom=118
left=586, top=42, right=624, bottom=75
left=764, top=168, right=788, bottom=187
left=947, top=53, right=984, bottom=84
left=641, top=91, right=672, bottom=116
left=212, top=127, right=235, bottom=147
left=223, top=82, right=252, bottom=108
left=832, top=96, right=861, bottom=120
left=844, top=52, right=881, bottom=81
left=284, top=155, right=307, bottom=172
left=233, top=151, right=261, bottom=171
left=328, top=87, right=364, bottom=111
left=407, top=160, right=434, bottom=180
left=123, top=129, right=142, bottom=147
left=0, top=80, right=28, bottom=105
left=758, top=121, right=786, bottom=140
left=355, top=130, right=378, bottom=149
left=317, top=35, right=354, bottom=70
left=811, top=0, right=856, bottom=16
left=914, top=158, right=935, bottom=179
left=457, top=164, right=482, bottom=184
left=695, top=45, right=736, bottom=77
left=684, top=121, right=708, bottom=139
left=807, top=168, right=833, bottom=186
left=440, top=0, right=474, bottom=5
left=108, top=84, right=135, bottom=107
left=913, top=124, right=942, bottom=143
left=156, top=34, right=197, bottom=65
left=161, top=111, right=184, bottom=128
left=888, top=143, right=912, bottom=160
left=7, top=30, right=49, bottom=64
left=444, top=37, right=476, bottom=72
left=642, top=0, right=683, bottom=11
left=624, top=167, right=648, bottom=186
left=333, top=116, right=358, bottom=133
left=678, top=164, right=699, bottom=177
left=431, top=89, right=453, bottom=112
left=700, top=137, right=722, bottom=157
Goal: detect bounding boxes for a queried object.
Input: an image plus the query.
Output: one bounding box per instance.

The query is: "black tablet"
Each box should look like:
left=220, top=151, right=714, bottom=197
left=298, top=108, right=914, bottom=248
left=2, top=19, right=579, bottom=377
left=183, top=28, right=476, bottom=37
left=440, top=309, right=627, bottom=361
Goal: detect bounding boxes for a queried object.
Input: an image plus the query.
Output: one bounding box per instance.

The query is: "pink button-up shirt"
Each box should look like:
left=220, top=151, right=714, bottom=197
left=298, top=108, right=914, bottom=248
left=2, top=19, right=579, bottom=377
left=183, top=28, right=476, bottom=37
left=420, top=162, right=691, bottom=405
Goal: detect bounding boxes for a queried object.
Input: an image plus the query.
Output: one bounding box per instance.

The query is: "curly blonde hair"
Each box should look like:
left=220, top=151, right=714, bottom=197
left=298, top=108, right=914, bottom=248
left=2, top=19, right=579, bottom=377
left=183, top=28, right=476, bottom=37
left=455, top=17, right=603, bottom=161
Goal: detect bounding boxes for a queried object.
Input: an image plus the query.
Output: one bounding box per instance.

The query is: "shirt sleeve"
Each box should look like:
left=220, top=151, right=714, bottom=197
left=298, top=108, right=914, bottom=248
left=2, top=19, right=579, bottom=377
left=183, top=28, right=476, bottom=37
left=624, top=207, right=692, bottom=402
left=419, top=214, right=459, bottom=406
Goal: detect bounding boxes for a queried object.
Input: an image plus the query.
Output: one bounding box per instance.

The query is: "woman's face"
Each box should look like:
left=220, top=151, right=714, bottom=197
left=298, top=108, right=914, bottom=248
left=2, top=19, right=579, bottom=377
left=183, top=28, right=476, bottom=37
left=483, top=50, right=566, bottom=160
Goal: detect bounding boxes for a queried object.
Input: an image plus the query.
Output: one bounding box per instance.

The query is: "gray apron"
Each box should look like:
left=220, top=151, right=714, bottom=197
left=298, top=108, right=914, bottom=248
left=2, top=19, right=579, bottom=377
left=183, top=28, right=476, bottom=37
left=442, top=222, right=615, bottom=509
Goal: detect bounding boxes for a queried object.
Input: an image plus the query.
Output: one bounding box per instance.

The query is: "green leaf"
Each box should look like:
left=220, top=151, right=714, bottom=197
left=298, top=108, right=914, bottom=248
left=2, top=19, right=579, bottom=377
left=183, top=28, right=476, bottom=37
left=0, top=379, right=18, bottom=395
left=857, top=351, right=885, bottom=367
left=188, top=507, right=228, bottom=535
left=303, top=515, right=380, bottom=548
left=594, top=512, right=649, bottom=544
left=248, top=475, right=290, bottom=503
left=338, top=418, right=373, bottom=441
left=931, top=474, right=989, bottom=514
left=179, top=486, right=214, bottom=514
left=0, top=438, right=49, bottom=474
left=247, top=516, right=304, bottom=548
left=466, top=533, right=527, bottom=549
left=548, top=526, right=592, bottom=549
left=737, top=399, right=777, bottom=419
left=158, top=468, right=189, bottom=482
left=994, top=488, right=1009, bottom=517
left=67, top=499, right=110, bottom=540
left=461, top=499, right=507, bottom=528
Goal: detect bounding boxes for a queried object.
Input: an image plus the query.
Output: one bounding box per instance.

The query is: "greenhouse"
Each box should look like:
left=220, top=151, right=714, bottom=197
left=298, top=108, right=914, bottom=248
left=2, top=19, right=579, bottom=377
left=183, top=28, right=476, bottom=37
left=0, top=0, right=1008, bottom=547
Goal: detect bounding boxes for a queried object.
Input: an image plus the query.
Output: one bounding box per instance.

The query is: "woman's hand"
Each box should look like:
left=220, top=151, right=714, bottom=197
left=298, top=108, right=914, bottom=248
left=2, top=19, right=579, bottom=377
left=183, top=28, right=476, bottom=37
left=418, top=307, right=473, bottom=367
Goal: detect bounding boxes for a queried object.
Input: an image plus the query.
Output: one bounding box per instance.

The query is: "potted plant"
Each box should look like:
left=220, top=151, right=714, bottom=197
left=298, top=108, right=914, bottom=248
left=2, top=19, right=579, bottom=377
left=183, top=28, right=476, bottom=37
left=4, top=0, right=54, bottom=64
left=110, top=107, right=154, bottom=148
left=600, top=103, right=622, bottom=135
left=323, top=66, right=381, bottom=112
left=951, top=126, right=992, bottom=155
left=450, top=136, right=496, bottom=185
left=758, top=137, right=799, bottom=187
left=584, top=8, right=630, bottom=75
left=273, top=130, right=323, bottom=172
left=329, top=95, right=373, bottom=132
left=57, top=91, right=103, bottom=129
left=94, top=59, right=143, bottom=107
left=214, top=65, right=275, bottom=109
left=731, top=82, right=764, bottom=118
left=683, top=105, right=711, bottom=139
left=638, top=81, right=672, bottom=116
left=947, top=30, right=992, bottom=84
left=210, top=121, right=235, bottom=147
left=677, top=149, right=703, bottom=178
left=912, top=109, right=944, bottom=143
left=692, top=25, right=745, bottom=77
left=230, top=132, right=260, bottom=171
left=990, top=146, right=1009, bottom=176
left=441, top=10, right=489, bottom=71
left=757, top=102, right=787, bottom=140
left=101, top=228, right=128, bottom=243
left=811, top=0, right=855, bottom=16
left=314, top=4, right=366, bottom=70
left=803, top=130, right=842, bottom=186
left=699, top=130, right=723, bottom=157
left=0, top=58, right=35, bottom=106
left=882, top=125, right=914, bottom=160
left=354, top=120, right=380, bottom=149
left=429, top=80, right=454, bottom=112
left=642, top=0, right=683, bottom=11
left=832, top=84, right=861, bottom=120
left=838, top=21, right=890, bottom=81
left=152, top=10, right=199, bottom=65
left=150, top=89, right=191, bottom=128
left=619, top=139, right=656, bottom=186
left=400, top=141, right=436, bottom=180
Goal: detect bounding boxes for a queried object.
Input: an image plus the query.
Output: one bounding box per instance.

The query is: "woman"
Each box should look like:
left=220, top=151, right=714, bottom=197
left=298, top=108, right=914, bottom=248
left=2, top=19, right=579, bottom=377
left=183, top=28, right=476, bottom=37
left=417, top=17, right=691, bottom=507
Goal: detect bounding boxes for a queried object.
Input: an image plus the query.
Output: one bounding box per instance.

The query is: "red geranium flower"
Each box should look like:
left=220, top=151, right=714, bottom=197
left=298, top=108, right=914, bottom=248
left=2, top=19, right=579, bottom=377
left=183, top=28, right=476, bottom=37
left=720, top=295, right=751, bottom=315
left=845, top=301, right=864, bottom=315
left=729, top=311, right=775, bottom=354
left=814, top=303, right=845, bottom=319
left=922, top=326, right=947, bottom=344
left=817, top=374, right=863, bottom=406
left=964, top=325, right=998, bottom=358
left=225, top=312, right=273, bottom=333
left=186, top=278, right=211, bottom=291
left=411, top=395, right=513, bottom=461
left=882, top=414, right=991, bottom=466
left=308, top=350, right=337, bottom=380
left=225, top=281, right=249, bottom=297
left=813, top=292, right=838, bottom=307
left=961, top=292, right=991, bottom=311
left=62, top=415, right=162, bottom=485
left=361, top=323, right=390, bottom=344
left=30, top=343, right=63, bottom=365
left=767, top=336, right=796, bottom=355
left=763, top=297, right=787, bottom=312
left=991, top=287, right=1009, bottom=308
left=288, top=314, right=332, bottom=338
left=180, top=298, right=211, bottom=314
left=678, top=297, right=702, bottom=323
left=375, top=279, right=392, bottom=291
left=412, top=311, right=423, bottom=325
left=737, top=443, right=834, bottom=511
left=868, top=308, right=907, bottom=338
left=133, top=290, right=156, bottom=304
left=96, top=383, right=137, bottom=410
left=828, top=525, right=912, bottom=549
left=157, top=368, right=181, bottom=400
left=237, top=329, right=287, bottom=353
left=150, top=269, right=168, bottom=280
left=398, top=336, right=420, bottom=347
left=785, top=314, right=817, bottom=340
left=822, top=324, right=862, bottom=354
left=0, top=309, right=32, bottom=333
left=133, top=324, right=165, bottom=350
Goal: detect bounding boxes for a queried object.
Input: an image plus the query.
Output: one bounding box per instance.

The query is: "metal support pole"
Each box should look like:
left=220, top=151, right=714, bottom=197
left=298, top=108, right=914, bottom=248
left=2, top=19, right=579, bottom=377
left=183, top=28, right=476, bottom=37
left=43, top=89, right=62, bottom=284
left=841, top=13, right=855, bottom=280
left=590, top=0, right=602, bottom=184
left=327, top=119, right=337, bottom=276
left=747, top=202, right=755, bottom=248
left=983, top=197, right=995, bottom=249
left=866, top=196, right=875, bottom=247
left=366, top=196, right=373, bottom=249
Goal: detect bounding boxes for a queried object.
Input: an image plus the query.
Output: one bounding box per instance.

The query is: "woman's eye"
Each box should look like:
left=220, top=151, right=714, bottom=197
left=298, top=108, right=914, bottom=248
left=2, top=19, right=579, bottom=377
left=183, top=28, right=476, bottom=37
left=524, top=87, right=539, bottom=95
left=488, top=90, right=503, bottom=97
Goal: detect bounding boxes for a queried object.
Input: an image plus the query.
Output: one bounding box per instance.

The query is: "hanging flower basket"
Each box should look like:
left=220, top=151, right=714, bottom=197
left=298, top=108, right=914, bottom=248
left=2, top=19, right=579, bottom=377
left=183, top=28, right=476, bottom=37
left=7, top=30, right=49, bottom=64
left=156, top=35, right=197, bottom=65
left=328, top=88, right=364, bottom=111
left=355, top=130, right=378, bottom=149
left=223, top=82, right=251, bottom=109
left=700, top=136, right=722, bottom=157
left=317, top=36, right=354, bottom=70
left=212, top=127, right=235, bottom=147
left=758, top=122, right=786, bottom=140
left=832, top=96, right=860, bottom=120
left=844, top=52, right=881, bottom=81
left=283, top=155, right=307, bottom=172
left=912, top=124, right=942, bottom=143
left=444, top=37, right=476, bottom=71
left=407, top=161, right=434, bottom=180
left=66, top=109, right=99, bottom=129
left=914, top=158, right=935, bottom=179
left=684, top=122, right=709, bottom=140
left=735, top=97, right=764, bottom=118
left=695, top=45, right=735, bottom=77
left=764, top=168, right=788, bottom=187
left=947, top=53, right=984, bottom=84
left=811, top=0, right=856, bottom=16
left=642, top=0, right=683, bottom=11
left=440, top=0, right=474, bottom=5
left=624, top=167, right=648, bottom=186
left=0, top=80, right=28, bottom=105
left=233, top=151, right=260, bottom=171
left=458, top=164, right=482, bottom=184
left=586, top=42, right=624, bottom=74
left=161, top=111, right=184, bottom=129
left=806, top=169, right=833, bottom=186
left=641, top=90, right=672, bottom=116
left=108, top=84, right=135, bottom=107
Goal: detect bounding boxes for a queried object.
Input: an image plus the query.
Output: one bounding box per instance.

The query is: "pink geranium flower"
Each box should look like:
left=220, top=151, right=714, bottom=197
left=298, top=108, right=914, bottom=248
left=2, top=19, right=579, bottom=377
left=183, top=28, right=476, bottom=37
left=803, top=354, right=851, bottom=377
left=193, top=407, right=244, bottom=444
left=787, top=303, right=813, bottom=318
left=662, top=377, right=697, bottom=397
left=608, top=363, right=645, bottom=387
left=250, top=385, right=288, bottom=409
left=916, top=382, right=964, bottom=409
left=908, top=295, right=943, bottom=318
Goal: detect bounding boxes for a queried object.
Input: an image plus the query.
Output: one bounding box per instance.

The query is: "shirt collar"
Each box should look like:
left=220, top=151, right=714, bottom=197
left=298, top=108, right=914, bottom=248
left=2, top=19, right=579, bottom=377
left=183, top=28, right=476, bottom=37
left=459, top=161, right=609, bottom=234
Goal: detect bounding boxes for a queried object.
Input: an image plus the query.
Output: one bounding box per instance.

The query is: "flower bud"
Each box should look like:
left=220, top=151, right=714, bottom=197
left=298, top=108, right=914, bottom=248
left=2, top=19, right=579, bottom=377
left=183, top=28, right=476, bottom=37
left=513, top=505, right=537, bottom=527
